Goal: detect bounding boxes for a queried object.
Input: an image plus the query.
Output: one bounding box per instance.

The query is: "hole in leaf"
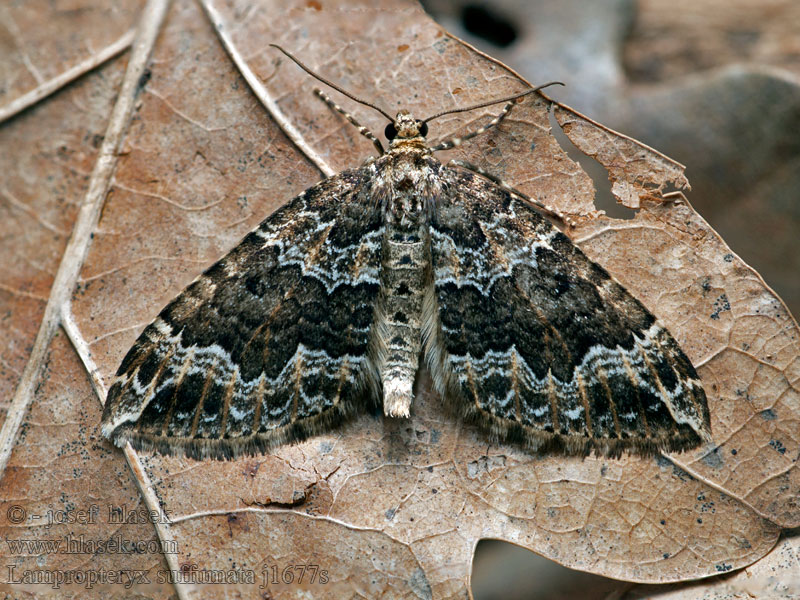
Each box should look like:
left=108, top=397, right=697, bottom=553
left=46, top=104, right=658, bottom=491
left=547, top=109, right=636, bottom=220
left=460, top=4, right=518, bottom=48
left=472, top=540, right=629, bottom=599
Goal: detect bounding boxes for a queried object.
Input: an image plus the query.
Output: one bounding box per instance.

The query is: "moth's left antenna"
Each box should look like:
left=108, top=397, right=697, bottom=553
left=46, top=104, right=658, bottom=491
left=270, top=45, right=395, bottom=122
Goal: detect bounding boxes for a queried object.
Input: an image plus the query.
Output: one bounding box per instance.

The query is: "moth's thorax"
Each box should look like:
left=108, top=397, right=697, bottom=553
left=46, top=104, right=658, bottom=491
left=372, top=150, right=442, bottom=231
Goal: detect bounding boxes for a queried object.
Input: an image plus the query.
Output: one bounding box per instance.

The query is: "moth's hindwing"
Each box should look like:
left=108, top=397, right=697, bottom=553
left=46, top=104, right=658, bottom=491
left=101, top=168, right=384, bottom=459
left=425, top=168, right=710, bottom=457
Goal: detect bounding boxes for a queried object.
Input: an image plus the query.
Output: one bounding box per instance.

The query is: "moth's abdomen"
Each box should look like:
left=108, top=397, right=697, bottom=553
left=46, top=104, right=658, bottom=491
left=379, top=223, right=429, bottom=417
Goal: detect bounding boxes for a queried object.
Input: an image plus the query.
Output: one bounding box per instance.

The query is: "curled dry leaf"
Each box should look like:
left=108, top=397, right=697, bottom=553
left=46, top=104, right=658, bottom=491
left=1, top=0, right=799, bottom=598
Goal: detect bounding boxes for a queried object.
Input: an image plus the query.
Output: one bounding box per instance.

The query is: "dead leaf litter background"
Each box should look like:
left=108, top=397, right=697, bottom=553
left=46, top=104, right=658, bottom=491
left=1, top=1, right=799, bottom=599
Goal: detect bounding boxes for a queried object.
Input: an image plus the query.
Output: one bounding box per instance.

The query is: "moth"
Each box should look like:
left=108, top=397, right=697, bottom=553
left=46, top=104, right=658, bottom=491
left=101, top=46, right=711, bottom=459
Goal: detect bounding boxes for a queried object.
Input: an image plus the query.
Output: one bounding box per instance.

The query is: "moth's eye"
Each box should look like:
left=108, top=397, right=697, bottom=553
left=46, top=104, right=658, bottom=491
left=418, top=121, right=428, bottom=137
left=385, top=123, right=398, bottom=140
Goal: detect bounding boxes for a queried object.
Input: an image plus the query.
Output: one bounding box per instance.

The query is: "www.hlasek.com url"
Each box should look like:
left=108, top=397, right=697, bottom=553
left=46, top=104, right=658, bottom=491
left=6, top=535, right=177, bottom=556
left=6, top=564, right=329, bottom=589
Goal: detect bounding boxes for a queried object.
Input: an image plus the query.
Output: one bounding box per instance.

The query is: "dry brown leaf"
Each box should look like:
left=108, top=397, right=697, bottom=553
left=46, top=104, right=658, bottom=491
left=0, top=0, right=140, bottom=122
left=625, top=532, right=800, bottom=599
left=1, top=0, right=799, bottom=598
left=1, top=333, right=171, bottom=597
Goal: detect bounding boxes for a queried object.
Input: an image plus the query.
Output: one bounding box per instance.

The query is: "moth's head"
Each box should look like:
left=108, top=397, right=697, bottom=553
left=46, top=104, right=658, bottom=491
left=385, top=111, right=428, bottom=145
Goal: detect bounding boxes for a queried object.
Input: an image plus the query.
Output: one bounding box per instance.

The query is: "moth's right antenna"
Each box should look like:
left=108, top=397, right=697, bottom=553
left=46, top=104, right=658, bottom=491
left=422, top=81, right=565, bottom=124
left=426, top=81, right=565, bottom=153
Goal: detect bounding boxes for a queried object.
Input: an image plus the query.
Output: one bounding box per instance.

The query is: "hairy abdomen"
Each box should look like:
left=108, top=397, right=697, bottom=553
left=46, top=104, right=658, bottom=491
left=379, top=223, right=429, bottom=417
